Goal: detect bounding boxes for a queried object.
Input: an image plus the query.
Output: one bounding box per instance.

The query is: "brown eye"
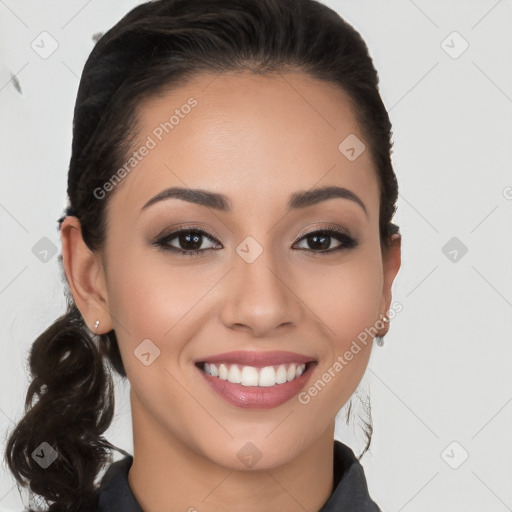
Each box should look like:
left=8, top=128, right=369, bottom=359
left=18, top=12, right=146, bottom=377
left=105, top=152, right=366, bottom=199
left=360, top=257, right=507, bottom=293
left=294, top=229, right=358, bottom=254
left=155, top=228, right=220, bottom=255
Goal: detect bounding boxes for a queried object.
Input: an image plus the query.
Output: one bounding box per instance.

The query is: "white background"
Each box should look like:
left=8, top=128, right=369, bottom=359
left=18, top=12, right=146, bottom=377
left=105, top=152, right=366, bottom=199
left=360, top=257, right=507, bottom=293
left=1, top=1, right=511, bottom=510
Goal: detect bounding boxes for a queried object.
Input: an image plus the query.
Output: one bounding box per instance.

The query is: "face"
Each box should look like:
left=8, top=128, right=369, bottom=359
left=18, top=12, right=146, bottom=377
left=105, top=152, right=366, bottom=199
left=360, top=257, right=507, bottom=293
left=68, top=69, right=400, bottom=470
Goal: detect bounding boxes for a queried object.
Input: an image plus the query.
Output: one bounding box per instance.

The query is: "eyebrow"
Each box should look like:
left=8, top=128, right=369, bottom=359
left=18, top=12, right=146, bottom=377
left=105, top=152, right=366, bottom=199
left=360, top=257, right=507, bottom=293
left=140, top=185, right=367, bottom=216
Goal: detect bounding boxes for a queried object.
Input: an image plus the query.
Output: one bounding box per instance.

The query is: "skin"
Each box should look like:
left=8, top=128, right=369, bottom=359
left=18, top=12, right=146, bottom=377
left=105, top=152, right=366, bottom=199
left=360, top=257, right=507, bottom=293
left=61, top=69, right=401, bottom=512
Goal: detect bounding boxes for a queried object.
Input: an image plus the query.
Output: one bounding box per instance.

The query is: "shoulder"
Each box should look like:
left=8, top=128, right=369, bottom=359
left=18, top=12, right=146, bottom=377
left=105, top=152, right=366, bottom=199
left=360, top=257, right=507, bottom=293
left=318, top=440, right=382, bottom=512
left=91, top=454, right=142, bottom=512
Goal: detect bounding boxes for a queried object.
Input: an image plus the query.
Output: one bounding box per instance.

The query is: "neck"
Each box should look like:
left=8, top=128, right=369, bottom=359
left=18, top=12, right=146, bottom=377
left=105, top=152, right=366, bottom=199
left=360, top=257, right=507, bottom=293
left=127, top=389, right=336, bottom=512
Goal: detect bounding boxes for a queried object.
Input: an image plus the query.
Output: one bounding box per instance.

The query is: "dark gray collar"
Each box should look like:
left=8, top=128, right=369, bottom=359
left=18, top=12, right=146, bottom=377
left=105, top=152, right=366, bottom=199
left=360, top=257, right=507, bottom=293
left=96, top=441, right=381, bottom=511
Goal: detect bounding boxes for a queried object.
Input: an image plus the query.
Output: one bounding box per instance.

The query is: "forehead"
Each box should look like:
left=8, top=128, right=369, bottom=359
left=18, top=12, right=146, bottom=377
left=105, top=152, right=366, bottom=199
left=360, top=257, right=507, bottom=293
left=107, top=69, right=379, bottom=222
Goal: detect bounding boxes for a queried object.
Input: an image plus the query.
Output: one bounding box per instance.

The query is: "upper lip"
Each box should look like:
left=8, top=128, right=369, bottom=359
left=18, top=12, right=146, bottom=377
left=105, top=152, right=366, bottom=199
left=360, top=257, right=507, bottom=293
left=195, top=350, right=316, bottom=367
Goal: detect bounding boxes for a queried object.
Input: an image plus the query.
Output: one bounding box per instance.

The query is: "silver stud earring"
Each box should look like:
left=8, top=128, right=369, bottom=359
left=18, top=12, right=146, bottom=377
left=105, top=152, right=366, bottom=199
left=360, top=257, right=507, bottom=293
left=374, top=335, right=384, bottom=347
left=94, top=320, right=100, bottom=332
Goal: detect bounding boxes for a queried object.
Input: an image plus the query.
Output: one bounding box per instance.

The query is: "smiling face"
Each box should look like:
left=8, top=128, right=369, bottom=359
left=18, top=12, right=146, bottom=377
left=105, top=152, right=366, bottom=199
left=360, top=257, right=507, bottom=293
left=65, top=69, right=400, bottom=472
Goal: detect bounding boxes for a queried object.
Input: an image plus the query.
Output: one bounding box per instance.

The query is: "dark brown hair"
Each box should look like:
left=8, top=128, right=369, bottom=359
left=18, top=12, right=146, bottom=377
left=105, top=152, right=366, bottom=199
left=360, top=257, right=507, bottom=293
left=4, top=0, right=399, bottom=510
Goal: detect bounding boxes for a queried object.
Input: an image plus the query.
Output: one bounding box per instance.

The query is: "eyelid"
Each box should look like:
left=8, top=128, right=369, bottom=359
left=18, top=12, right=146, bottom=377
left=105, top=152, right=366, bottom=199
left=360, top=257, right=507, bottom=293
left=156, top=222, right=353, bottom=245
left=292, top=223, right=353, bottom=242
left=155, top=223, right=221, bottom=243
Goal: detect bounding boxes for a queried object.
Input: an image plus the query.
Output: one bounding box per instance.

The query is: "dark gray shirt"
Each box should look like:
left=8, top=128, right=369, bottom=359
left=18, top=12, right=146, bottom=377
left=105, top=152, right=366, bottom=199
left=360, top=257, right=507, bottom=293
left=95, top=440, right=381, bottom=511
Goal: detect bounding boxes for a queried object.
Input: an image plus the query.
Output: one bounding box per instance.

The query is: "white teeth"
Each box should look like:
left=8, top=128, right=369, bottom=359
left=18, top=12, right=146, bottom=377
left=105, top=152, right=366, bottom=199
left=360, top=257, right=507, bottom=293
left=227, top=365, right=241, bottom=384
left=240, top=366, right=259, bottom=386
left=276, top=365, right=288, bottom=384
left=202, top=362, right=308, bottom=386
left=286, top=363, right=297, bottom=381
left=259, top=366, right=276, bottom=387
left=219, top=363, right=228, bottom=380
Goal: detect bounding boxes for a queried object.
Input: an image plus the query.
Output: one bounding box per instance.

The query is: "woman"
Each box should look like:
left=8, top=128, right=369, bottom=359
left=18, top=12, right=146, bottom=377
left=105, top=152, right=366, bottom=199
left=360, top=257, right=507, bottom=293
left=5, top=0, right=401, bottom=510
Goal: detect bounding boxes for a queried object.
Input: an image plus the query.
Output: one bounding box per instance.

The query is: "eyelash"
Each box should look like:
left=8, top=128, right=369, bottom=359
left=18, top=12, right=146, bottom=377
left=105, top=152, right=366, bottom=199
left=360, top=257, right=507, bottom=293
left=153, top=224, right=358, bottom=256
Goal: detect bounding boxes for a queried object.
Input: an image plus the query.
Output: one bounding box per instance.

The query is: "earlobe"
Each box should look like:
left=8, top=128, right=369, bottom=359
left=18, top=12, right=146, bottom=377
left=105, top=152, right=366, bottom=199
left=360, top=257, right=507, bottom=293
left=60, top=216, right=112, bottom=334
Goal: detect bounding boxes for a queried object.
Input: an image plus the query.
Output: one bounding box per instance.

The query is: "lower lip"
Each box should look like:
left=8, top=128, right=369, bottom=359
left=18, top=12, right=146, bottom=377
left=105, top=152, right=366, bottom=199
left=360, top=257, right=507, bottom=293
left=196, top=363, right=316, bottom=409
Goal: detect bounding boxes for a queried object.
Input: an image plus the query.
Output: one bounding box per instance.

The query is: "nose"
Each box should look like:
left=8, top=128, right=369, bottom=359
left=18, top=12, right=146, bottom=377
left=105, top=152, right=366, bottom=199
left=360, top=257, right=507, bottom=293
left=219, top=249, right=303, bottom=338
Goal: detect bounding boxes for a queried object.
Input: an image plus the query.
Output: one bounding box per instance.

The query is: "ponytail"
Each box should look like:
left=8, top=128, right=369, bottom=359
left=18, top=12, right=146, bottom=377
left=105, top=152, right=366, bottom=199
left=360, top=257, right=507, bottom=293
left=4, top=299, right=124, bottom=511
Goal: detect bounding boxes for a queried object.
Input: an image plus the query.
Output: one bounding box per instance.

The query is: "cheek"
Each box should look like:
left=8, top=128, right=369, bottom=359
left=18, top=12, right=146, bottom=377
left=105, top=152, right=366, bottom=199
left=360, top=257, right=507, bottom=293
left=104, top=251, right=200, bottom=404
left=296, top=254, right=383, bottom=415
left=105, top=246, right=222, bottom=387
left=303, top=252, right=384, bottom=345
left=106, top=245, right=206, bottom=337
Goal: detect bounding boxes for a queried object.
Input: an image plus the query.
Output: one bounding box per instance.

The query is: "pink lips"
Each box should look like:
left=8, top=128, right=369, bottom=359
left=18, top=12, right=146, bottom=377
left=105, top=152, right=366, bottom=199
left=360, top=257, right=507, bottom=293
left=194, top=350, right=317, bottom=409
left=195, top=350, right=316, bottom=367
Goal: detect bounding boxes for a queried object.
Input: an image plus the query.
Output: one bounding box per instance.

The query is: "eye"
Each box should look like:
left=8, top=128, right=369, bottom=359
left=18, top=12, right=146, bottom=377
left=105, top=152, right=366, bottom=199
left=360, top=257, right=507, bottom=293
left=154, top=227, right=220, bottom=256
left=293, top=228, right=358, bottom=254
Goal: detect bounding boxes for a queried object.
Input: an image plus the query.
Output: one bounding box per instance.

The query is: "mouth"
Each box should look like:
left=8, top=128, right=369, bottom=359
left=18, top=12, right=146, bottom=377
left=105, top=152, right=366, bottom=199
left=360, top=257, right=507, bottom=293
left=195, top=360, right=316, bottom=387
left=193, top=351, right=318, bottom=409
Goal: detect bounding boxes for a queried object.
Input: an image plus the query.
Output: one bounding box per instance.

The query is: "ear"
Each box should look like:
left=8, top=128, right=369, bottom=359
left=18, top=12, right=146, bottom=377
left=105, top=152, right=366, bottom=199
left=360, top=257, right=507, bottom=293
left=60, top=216, right=113, bottom=334
left=378, top=233, right=401, bottom=336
